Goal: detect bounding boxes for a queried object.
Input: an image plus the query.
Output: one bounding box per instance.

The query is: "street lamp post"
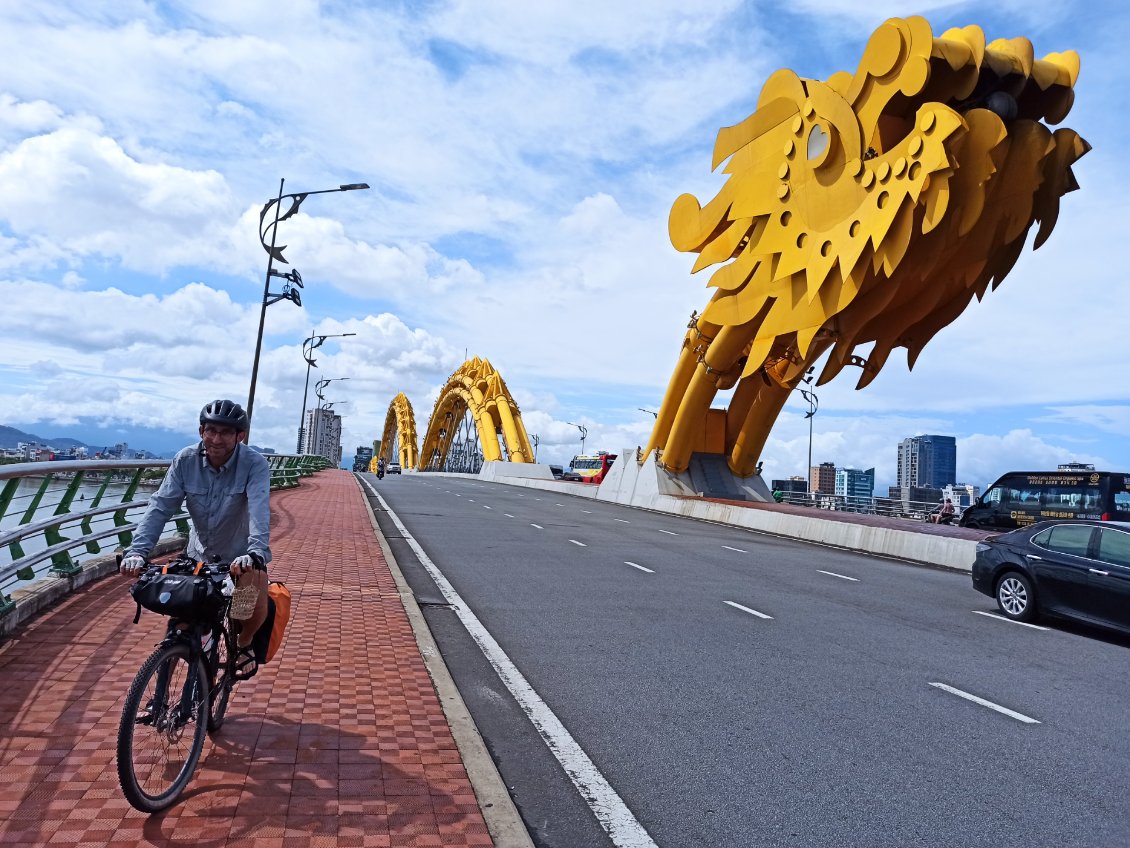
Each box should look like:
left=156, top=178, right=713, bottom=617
left=298, top=331, right=356, bottom=452
left=567, top=422, right=588, bottom=456
left=246, top=178, right=369, bottom=435
left=310, top=377, right=350, bottom=459
left=796, top=368, right=819, bottom=494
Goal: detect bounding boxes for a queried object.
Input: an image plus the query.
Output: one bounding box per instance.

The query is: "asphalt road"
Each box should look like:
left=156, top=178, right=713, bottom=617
left=361, top=472, right=1130, bottom=848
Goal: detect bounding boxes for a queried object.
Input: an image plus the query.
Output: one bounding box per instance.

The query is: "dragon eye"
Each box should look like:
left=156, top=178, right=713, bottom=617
left=807, top=123, right=830, bottom=161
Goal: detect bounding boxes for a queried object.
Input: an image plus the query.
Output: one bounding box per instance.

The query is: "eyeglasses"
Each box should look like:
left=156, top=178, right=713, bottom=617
left=202, top=426, right=239, bottom=439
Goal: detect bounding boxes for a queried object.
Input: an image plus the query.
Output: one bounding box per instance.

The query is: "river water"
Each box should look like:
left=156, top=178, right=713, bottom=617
left=1, top=476, right=147, bottom=568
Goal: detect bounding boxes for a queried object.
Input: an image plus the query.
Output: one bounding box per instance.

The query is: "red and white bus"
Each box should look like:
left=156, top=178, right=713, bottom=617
left=566, top=453, right=618, bottom=484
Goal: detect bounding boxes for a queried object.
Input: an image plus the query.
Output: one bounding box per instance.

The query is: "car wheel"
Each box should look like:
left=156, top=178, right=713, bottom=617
left=996, top=571, right=1037, bottom=622
left=964, top=520, right=980, bottom=530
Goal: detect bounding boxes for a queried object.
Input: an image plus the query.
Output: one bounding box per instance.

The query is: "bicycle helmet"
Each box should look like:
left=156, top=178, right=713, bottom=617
left=199, top=399, right=249, bottom=432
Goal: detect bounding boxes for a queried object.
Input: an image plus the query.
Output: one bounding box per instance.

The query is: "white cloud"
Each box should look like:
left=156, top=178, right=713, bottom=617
left=0, top=0, right=1125, bottom=485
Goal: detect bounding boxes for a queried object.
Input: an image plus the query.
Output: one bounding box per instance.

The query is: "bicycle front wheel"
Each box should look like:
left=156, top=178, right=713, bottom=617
left=117, top=641, right=209, bottom=812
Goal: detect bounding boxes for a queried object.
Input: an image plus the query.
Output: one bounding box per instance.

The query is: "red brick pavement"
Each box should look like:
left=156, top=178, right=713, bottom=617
left=0, top=470, right=494, bottom=847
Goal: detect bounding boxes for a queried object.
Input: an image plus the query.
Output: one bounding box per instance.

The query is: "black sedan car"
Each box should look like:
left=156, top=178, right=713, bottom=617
left=971, top=519, right=1130, bottom=634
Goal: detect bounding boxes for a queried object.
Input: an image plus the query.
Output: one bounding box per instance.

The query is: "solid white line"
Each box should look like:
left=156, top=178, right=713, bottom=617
left=657, top=529, right=678, bottom=536
left=624, top=561, right=654, bottom=573
left=972, top=611, right=1049, bottom=630
left=530, top=523, right=543, bottom=530
left=928, top=682, right=1040, bottom=724
left=569, top=539, right=587, bottom=547
left=721, top=545, right=747, bottom=553
left=361, top=478, right=657, bottom=847
left=724, top=601, right=773, bottom=620
left=503, top=513, right=515, bottom=518
left=614, top=518, right=630, bottom=523
left=818, top=570, right=859, bottom=582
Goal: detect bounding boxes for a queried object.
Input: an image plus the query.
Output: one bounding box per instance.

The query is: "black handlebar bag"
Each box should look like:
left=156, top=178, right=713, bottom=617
left=130, top=569, right=226, bottom=623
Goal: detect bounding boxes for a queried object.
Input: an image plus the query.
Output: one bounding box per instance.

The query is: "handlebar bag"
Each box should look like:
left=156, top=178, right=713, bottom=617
left=130, top=570, right=226, bottom=622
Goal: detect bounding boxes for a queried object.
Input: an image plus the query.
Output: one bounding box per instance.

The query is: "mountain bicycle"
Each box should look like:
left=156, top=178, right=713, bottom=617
left=116, top=555, right=258, bottom=812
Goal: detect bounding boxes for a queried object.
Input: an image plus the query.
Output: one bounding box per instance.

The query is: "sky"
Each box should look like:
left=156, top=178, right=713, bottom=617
left=1, top=0, right=1128, bottom=492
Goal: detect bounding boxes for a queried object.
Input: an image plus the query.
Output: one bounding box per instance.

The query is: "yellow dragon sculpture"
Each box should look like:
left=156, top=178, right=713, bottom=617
left=645, top=16, right=1089, bottom=477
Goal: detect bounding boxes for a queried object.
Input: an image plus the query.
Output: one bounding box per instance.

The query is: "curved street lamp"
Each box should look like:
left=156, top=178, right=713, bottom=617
left=566, top=421, right=588, bottom=456
left=297, top=331, right=356, bottom=452
left=795, top=367, right=819, bottom=493
left=245, top=178, right=369, bottom=435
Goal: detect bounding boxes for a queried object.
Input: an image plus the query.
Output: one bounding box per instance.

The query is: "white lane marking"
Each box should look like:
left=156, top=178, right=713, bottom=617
left=614, top=518, right=630, bottom=523
left=721, top=545, right=747, bottom=553
left=468, top=498, right=475, bottom=502
left=535, top=498, right=543, bottom=501
left=361, top=477, right=657, bottom=847
left=624, top=561, right=654, bottom=573
left=530, top=523, right=544, bottom=530
left=724, top=601, right=773, bottom=620
left=503, top=513, right=515, bottom=518
left=972, top=611, right=1049, bottom=630
left=483, top=505, right=492, bottom=510
left=569, top=539, right=587, bottom=547
left=657, top=529, right=678, bottom=536
left=818, top=570, right=859, bottom=582
left=582, top=510, right=592, bottom=514
left=556, top=503, right=564, bottom=506
left=928, top=682, right=1040, bottom=724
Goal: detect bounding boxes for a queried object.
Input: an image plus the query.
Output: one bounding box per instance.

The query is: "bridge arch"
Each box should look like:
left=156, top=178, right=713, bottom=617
left=420, top=357, right=534, bottom=471
left=379, top=392, right=419, bottom=470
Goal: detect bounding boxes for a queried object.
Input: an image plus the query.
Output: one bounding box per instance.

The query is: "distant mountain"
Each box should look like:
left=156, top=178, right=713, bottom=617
left=0, top=423, right=181, bottom=458
left=2, top=422, right=279, bottom=458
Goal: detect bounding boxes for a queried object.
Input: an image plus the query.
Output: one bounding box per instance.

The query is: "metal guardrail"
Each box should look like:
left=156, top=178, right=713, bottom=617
left=0, top=453, right=330, bottom=619
left=775, top=490, right=962, bottom=523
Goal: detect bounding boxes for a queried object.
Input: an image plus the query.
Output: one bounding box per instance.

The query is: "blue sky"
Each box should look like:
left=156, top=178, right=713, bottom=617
left=1, top=0, right=1127, bottom=492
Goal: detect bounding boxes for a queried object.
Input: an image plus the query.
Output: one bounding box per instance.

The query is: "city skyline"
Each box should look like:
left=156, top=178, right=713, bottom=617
left=1, top=2, right=1127, bottom=491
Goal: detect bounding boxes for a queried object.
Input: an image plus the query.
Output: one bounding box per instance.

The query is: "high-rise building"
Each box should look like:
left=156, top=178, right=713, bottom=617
left=810, top=461, right=836, bottom=494
left=897, top=435, right=956, bottom=488
left=304, top=408, right=343, bottom=463
left=836, top=467, right=875, bottom=509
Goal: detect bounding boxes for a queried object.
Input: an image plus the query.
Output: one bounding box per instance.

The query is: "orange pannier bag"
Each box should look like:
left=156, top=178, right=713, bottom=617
left=252, top=581, right=292, bottom=664
left=265, top=581, right=291, bottom=663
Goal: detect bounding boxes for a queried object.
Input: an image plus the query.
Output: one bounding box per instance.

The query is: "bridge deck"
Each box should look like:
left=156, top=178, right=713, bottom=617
left=0, top=470, right=494, bottom=847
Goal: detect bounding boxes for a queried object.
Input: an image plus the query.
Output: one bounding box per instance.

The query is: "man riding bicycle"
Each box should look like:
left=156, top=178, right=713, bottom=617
left=120, top=399, right=272, bottom=661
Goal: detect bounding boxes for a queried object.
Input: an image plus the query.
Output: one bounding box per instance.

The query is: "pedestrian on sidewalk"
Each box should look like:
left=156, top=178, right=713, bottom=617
left=119, top=399, right=272, bottom=655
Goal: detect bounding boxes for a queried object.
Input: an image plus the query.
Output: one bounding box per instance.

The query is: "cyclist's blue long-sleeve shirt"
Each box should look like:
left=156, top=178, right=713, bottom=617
left=128, top=441, right=272, bottom=566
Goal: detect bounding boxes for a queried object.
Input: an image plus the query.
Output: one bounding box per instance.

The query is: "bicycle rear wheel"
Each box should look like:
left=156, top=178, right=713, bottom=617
left=117, top=642, right=209, bottom=812
left=208, top=619, right=236, bottom=733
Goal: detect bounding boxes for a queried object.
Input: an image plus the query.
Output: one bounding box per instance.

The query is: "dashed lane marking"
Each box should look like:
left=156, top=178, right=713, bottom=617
left=724, top=600, right=772, bottom=620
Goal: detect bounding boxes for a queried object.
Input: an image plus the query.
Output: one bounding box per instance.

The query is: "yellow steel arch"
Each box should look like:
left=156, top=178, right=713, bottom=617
left=420, top=357, right=535, bottom=469
left=378, top=392, right=419, bottom=470
left=647, top=16, right=1087, bottom=475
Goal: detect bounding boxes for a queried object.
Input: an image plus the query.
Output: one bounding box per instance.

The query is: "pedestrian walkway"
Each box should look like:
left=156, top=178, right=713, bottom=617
left=0, top=470, right=498, bottom=847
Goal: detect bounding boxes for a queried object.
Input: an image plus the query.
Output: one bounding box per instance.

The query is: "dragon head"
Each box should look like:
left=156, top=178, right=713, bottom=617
left=649, top=16, right=1088, bottom=475
left=669, top=15, right=1087, bottom=390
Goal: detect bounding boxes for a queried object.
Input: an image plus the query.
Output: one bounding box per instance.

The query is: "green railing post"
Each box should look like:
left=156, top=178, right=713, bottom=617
left=48, top=471, right=85, bottom=576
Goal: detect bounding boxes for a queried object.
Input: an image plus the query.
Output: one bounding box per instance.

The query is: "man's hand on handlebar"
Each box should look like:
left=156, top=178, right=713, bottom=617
left=120, top=554, right=146, bottom=576
left=230, top=551, right=265, bottom=576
